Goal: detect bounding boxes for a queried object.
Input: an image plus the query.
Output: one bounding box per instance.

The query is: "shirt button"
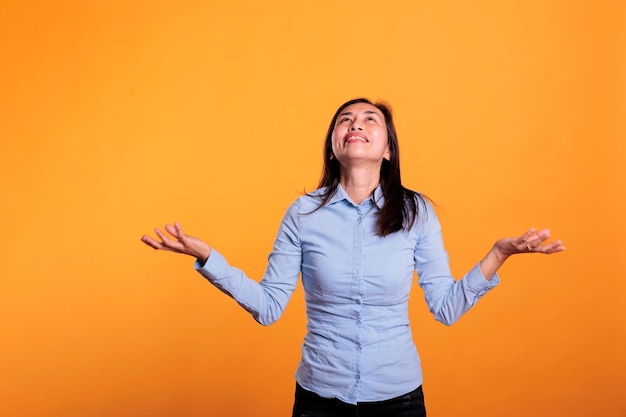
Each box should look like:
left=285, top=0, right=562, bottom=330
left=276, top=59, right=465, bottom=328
left=355, top=374, right=360, bottom=380
left=356, top=344, right=362, bottom=351
left=356, top=319, right=361, bottom=325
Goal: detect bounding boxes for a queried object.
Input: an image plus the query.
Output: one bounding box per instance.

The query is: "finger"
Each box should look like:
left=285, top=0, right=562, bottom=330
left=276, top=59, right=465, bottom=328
left=164, top=223, right=179, bottom=238
left=534, top=240, right=566, bottom=254
left=515, top=227, right=537, bottom=245
left=163, top=222, right=188, bottom=245
left=525, top=228, right=551, bottom=250
left=174, top=222, right=187, bottom=242
left=140, top=235, right=165, bottom=250
left=531, top=228, right=551, bottom=242
left=154, top=228, right=183, bottom=251
left=512, top=228, right=536, bottom=252
left=154, top=227, right=169, bottom=241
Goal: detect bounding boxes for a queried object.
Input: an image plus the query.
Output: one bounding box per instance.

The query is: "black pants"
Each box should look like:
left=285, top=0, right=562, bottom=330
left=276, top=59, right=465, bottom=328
left=291, top=383, right=426, bottom=417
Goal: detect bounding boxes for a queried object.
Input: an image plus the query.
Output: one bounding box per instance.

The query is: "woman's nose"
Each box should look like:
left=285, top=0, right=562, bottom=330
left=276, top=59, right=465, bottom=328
left=349, top=124, right=363, bottom=131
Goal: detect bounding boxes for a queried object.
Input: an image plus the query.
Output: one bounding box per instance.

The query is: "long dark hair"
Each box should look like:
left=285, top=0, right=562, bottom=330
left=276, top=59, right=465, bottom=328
left=314, top=98, right=425, bottom=237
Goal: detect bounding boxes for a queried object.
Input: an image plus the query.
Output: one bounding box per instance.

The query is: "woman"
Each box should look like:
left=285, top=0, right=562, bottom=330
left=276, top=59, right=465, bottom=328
left=141, top=98, right=565, bottom=416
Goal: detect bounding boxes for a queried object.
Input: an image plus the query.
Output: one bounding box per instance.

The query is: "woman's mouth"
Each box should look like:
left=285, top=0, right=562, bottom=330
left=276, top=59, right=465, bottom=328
left=344, top=134, right=368, bottom=144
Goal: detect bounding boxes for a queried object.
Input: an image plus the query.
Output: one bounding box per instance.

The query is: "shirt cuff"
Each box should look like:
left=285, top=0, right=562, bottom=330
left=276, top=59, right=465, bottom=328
left=465, top=263, right=500, bottom=294
left=194, top=249, right=226, bottom=281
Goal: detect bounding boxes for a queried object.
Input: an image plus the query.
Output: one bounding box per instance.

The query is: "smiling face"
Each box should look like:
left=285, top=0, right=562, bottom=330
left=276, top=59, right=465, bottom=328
left=331, top=102, right=391, bottom=167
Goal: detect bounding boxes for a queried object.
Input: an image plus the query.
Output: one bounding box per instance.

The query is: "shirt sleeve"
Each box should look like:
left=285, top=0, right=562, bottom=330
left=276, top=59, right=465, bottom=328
left=194, top=200, right=303, bottom=326
left=414, top=200, right=499, bottom=325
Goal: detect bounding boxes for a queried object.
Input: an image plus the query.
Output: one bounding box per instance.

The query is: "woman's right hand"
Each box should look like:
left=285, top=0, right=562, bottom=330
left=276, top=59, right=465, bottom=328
left=140, top=222, right=212, bottom=263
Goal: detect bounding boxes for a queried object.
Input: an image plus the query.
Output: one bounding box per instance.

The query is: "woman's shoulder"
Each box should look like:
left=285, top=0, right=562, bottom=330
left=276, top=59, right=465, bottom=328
left=303, top=186, right=329, bottom=198
left=403, top=187, right=429, bottom=207
left=295, top=186, right=328, bottom=208
left=403, top=188, right=438, bottom=225
left=281, top=187, right=328, bottom=214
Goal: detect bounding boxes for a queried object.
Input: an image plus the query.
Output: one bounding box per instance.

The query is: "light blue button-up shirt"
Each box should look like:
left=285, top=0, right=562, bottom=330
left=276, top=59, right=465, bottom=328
left=195, top=184, right=499, bottom=404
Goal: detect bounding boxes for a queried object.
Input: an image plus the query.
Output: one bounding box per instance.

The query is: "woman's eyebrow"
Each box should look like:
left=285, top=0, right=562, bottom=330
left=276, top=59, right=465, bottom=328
left=338, top=111, right=381, bottom=118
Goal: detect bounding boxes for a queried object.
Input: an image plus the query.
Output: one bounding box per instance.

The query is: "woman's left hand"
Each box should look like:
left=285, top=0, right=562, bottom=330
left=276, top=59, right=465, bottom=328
left=479, top=228, right=565, bottom=280
left=494, top=227, right=566, bottom=258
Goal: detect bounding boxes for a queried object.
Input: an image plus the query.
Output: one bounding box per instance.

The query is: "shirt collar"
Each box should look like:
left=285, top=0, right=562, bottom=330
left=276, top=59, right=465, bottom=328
left=326, top=183, right=385, bottom=208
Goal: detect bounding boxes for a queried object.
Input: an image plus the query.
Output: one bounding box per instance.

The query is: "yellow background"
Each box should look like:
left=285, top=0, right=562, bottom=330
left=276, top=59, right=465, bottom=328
left=1, top=1, right=625, bottom=416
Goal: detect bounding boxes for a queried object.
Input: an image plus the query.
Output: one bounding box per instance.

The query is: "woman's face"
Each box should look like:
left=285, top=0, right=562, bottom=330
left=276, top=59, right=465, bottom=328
left=331, top=102, right=390, bottom=167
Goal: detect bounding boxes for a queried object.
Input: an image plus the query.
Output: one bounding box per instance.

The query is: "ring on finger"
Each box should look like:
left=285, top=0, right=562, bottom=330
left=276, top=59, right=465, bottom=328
left=526, top=243, right=532, bottom=251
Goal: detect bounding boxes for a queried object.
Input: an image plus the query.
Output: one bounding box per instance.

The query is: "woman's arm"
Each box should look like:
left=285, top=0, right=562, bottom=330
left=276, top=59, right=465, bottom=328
left=415, top=202, right=565, bottom=326
left=140, top=202, right=303, bottom=325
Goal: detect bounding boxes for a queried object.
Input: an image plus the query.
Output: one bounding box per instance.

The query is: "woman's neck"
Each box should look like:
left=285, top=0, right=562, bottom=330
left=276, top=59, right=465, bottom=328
left=339, top=166, right=381, bottom=205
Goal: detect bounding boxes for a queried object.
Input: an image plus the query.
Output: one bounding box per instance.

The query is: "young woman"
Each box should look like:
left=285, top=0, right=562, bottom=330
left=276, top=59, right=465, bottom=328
left=141, top=98, right=565, bottom=417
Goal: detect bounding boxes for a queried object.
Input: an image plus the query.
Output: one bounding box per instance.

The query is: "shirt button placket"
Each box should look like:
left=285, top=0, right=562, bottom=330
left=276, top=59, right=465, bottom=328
left=352, top=206, right=365, bottom=395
